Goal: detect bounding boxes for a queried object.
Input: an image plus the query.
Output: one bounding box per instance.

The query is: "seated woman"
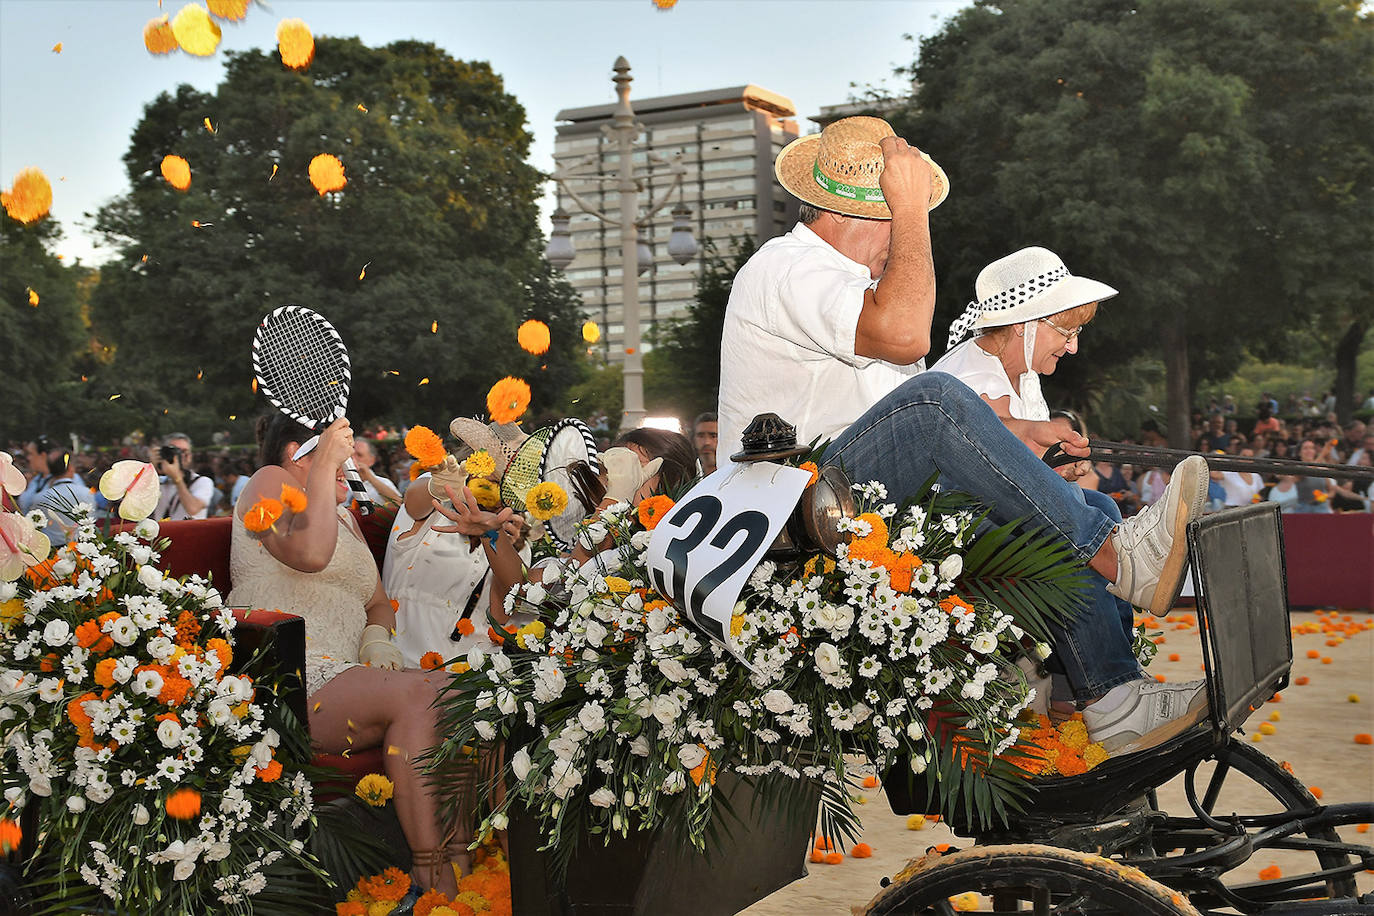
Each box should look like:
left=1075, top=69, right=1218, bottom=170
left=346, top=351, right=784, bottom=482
left=227, top=414, right=462, bottom=897
left=930, top=247, right=1206, bottom=751
left=383, top=420, right=531, bottom=667
left=1269, top=437, right=1336, bottom=513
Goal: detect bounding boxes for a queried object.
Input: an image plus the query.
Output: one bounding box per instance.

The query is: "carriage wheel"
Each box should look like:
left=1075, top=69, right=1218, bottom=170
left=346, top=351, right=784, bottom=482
left=1169, top=735, right=1357, bottom=898
left=860, top=843, right=1199, bottom=915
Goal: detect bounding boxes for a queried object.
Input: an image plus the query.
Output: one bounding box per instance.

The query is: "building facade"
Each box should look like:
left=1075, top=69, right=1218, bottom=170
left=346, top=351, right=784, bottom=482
left=552, top=84, right=800, bottom=361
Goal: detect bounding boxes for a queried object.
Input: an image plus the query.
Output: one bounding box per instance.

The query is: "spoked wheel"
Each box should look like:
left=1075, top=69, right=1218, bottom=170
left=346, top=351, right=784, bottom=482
left=860, top=843, right=1199, bottom=915
left=1160, top=735, right=1358, bottom=899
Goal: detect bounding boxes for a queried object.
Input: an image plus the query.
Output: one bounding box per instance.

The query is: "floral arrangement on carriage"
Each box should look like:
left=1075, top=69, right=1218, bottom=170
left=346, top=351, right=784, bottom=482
left=0, top=465, right=350, bottom=915
left=428, top=420, right=1093, bottom=878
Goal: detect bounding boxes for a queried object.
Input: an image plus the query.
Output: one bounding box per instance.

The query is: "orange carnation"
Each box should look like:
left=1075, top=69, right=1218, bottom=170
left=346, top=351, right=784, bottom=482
left=456, top=618, right=475, bottom=636
left=243, top=497, right=284, bottom=533
left=256, top=758, right=283, bottom=782
left=0, top=817, right=20, bottom=855
left=517, top=319, right=551, bottom=355
left=93, top=657, right=119, bottom=688
left=419, top=651, right=445, bottom=671
left=276, top=18, right=315, bottom=70
left=2, top=167, right=53, bottom=224
left=637, top=495, right=675, bottom=530
left=308, top=153, right=346, bottom=195
left=486, top=377, right=531, bottom=425
left=160, top=155, right=191, bottom=191
left=165, top=787, right=201, bottom=820
left=404, top=426, right=447, bottom=469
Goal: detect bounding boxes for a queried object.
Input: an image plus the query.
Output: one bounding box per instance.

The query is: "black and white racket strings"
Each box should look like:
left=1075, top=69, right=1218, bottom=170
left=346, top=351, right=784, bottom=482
left=252, top=305, right=374, bottom=515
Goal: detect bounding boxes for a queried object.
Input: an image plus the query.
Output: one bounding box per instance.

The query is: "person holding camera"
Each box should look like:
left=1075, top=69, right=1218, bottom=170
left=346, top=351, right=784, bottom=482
left=154, top=433, right=215, bottom=520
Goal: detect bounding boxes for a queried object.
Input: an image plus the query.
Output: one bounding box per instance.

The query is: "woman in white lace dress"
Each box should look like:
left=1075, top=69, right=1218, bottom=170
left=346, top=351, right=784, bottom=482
left=227, top=414, right=461, bottom=898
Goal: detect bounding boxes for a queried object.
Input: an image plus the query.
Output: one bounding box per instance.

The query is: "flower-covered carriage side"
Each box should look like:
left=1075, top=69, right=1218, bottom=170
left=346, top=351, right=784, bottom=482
left=429, top=457, right=1094, bottom=880
left=0, top=488, right=333, bottom=915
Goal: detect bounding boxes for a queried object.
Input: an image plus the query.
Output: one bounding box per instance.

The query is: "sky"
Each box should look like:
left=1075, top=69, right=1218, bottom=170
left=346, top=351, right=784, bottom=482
left=0, top=0, right=967, bottom=266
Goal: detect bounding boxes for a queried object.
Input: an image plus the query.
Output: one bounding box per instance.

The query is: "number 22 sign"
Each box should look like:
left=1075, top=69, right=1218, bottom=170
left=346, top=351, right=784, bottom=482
left=644, top=461, right=811, bottom=649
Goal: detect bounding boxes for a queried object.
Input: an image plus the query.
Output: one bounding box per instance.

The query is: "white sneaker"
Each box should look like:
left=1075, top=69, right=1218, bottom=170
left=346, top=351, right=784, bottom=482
left=1107, top=455, right=1208, bottom=616
left=1084, top=678, right=1209, bottom=755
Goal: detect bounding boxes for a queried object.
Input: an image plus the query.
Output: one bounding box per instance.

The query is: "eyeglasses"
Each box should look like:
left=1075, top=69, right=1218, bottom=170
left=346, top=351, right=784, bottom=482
left=1040, top=317, right=1084, bottom=341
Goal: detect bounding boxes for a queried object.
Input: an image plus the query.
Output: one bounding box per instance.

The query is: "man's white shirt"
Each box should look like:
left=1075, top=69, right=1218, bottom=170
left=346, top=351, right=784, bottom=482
left=717, top=222, right=924, bottom=461
left=155, top=473, right=215, bottom=520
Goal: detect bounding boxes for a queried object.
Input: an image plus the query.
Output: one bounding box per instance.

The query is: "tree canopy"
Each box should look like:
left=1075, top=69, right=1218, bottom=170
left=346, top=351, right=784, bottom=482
left=894, top=0, right=1372, bottom=441
left=88, top=37, right=584, bottom=443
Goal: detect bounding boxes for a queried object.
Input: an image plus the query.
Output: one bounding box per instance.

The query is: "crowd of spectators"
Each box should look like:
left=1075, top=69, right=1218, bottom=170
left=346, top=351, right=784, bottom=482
left=3, top=396, right=1368, bottom=530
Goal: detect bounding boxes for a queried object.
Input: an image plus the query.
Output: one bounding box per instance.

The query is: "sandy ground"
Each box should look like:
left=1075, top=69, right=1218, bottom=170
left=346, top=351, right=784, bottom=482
left=740, top=608, right=1374, bottom=915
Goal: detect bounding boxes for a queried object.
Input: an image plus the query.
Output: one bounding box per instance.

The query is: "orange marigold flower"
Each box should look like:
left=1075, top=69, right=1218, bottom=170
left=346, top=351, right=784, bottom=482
left=637, top=495, right=675, bottom=530
left=2, top=167, right=53, bottom=224
left=357, top=866, right=411, bottom=902
left=280, top=483, right=307, bottom=514
left=256, top=758, right=283, bottom=782
left=414, top=890, right=453, bottom=916
left=206, top=0, right=248, bottom=20
left=143, top=14, right=179, bottom=53
left=487, top=377, right=531, bottom=425
left=851, top=512, right=888, bottom=549
left=66, top=692, right=96, bottom=729
left=74, top=619, right=102, bottom=649
left=308, top=153, right=346, bottom=195
left=456, top=618, right=475, bottom=636
left=404, top=425, right=447, bottom=469
left=159, top=672, right=192, bottom=707
left=277, top=17, right=315, bottom=70
left=517, top=319, right=551, bottom=355
left=244, top=496, right=284, bottom=533
left=419, top=651, right=445, bottom=671
left=160, top=154, right=191, bottom=191
left=939, top=595, right=975, bottom=615
left=93, top=657, right=119, bottom=688
left=798, top=461, right=820, bottom=487
left=335, top=903, right=366, bottom=916
left=174, top=609, right=201, bottom=646
left=206, top=636, right=232, bottom=671
left=165, top=787, right=202, bottom=820
left=0, top=817, right=20, bottom=855
left=170, top=3, right=221, bottom=56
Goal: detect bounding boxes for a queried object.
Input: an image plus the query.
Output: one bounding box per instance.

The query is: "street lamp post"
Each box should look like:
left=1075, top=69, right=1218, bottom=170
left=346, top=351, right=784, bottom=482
left=544, top=56, right=697, bottom=431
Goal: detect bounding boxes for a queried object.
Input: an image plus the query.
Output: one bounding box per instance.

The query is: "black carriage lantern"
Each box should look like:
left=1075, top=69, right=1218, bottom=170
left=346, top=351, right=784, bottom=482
left=732, top=412, right=856, bottom=558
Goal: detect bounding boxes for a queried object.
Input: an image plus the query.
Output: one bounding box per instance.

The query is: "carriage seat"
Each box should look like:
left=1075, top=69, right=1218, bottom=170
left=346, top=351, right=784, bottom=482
left=148, top=513, right=390, bottom=794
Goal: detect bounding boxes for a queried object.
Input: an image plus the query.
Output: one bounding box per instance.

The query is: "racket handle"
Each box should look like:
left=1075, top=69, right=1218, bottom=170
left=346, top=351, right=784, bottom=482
left=343, top=458, right=374, bottom=515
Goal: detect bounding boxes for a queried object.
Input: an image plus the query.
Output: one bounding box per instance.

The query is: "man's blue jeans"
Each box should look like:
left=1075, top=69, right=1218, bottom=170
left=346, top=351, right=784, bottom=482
left=825, top=372, right=1141, bottom=701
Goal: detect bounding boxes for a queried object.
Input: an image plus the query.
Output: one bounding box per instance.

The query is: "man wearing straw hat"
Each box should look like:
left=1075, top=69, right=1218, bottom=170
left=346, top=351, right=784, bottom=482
left=718, top=116, right=1210, bottom=753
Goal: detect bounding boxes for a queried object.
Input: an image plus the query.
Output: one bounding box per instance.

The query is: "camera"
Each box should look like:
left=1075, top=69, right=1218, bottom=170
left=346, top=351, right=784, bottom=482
left=159, top=445, right=181, bottom=465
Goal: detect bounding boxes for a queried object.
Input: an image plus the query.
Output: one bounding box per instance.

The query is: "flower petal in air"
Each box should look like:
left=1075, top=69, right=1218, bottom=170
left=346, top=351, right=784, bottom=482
left=308, top=154, right=346, bottom=195
left=2, top=167, right=53, bottom=224
left=144, top=15, right=180, bottom=54
left=171, top=4, right=222, bottom=57
left=160, top=155, right=191, bottom=191
left=206, top=0, right=249, bottom=21
left=582, top=320, right=601, bottom=344
left=518, top=319, right=551, bottom=355
left=276, top=18, right=314, bottom=70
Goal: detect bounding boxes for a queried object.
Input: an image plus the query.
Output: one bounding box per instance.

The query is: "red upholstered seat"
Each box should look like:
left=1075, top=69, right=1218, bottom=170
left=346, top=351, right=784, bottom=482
left=146, top=515, right=388, bottom=791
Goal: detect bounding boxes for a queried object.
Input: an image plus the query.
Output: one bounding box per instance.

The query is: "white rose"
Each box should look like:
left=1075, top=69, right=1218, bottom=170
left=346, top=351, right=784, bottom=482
left=677, top=744, right=706, bottom=770
left=51, top=556, right=77, bottom=578
left=108, top=617, right=138, bottom=647
left=832, top=605, right=855, bottom=632
left=136, top=565, right=163, bottom=592
left=651, top=694, right=680, bottom=726
left=525, top=583, right=547, bottom=605
left=813, top=642, right=842, bottom=675
left=474, top=721, right=496, bottom=740
left=66, top=796, right=86, bottom=814
left=0, top=582, right=15, bottom=603
left=548, top=759, right=583, bottom=799
left=203, top=841, right=231, bottom=863
left=583, top=620, right=607, bottom=647
left=132, top=804, right=150, bottom=825
left=173, top=857, right=197, bottom=882
left=939, top=554, right=963, bottom=581
left=970, top=632, right=998, bottom=655
left=490, top=652, right=513, bottom=676
left=43, top=619, right=72, bottom=647
left=762, top=690, right=794, bottom=714
left=29, top=776, right=52, bottom=797
left=623, top=789, right=636, bottom=807
left=475, top=692, right=494, bottom=711
left=662, top=770, right=686, bottom=794
left=111, top=657, right=135, bottom=684
left=134, top=519, right=160, bottom=541
left=490, top=811, right=509, bottom=830
left=910, top=754, right=928, bottom=775
left=157, top=718, right=182, bottom=748
left=1033, top=642, right=1052, bottom=660
left=629, top=735, right=651, bottom=757
left=960, top=680, right=986, bottom=700
left=496, top=689, right=518, bottom=716
left=578, top=703, right=606, bottom=734
left=129, top=545, right=152, bottom=566
left=589, top=787, right=615, bottom=808
left=466, top=647, right=487, bottom=671
left=658, top=659, right=688, bottom=683
left=510, top=747, right=532, bottom=782
left=907, top=719, right=925, bottom=741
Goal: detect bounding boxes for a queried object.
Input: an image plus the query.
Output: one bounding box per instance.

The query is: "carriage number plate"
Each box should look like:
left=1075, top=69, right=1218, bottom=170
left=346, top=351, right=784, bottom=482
left=645, top=462, right=811, bottom=647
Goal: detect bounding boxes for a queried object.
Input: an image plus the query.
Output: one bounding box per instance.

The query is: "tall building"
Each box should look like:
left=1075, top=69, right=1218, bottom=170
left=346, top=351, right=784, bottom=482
left=552, top=84, right=800, bottom=361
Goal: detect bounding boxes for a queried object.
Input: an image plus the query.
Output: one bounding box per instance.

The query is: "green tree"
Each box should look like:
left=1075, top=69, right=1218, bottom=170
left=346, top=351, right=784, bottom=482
left=89, top=38, right=579, bottom=442
left=894, top=0, right=1372, bottom=443
left=643, top=236, right=755, bottom=420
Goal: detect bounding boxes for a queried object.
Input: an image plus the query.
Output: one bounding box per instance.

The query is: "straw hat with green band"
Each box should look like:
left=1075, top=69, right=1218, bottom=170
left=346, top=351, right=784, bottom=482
left=774, top=115, right=948, bottom=219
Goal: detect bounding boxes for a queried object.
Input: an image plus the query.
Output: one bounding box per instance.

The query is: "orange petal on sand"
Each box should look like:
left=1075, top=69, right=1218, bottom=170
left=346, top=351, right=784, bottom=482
left=1355, top=734, right=1373, bottom=745
left=823, top=852, right=844, bottom=865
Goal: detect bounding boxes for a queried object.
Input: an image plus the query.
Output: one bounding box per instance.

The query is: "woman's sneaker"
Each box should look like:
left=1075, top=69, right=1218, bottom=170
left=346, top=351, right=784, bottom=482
left=1107, top=455, right=1208, bottom=616
left=1083, top=677, right=1209, bottom=755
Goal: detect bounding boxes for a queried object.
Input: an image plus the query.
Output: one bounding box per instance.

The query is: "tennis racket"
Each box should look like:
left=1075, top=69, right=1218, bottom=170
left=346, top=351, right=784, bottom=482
left=251, top=305, right=374, bottom=514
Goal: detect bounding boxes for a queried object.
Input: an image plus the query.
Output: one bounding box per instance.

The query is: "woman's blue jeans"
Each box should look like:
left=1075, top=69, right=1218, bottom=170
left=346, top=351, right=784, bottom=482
left=825, top=372, right=1142, bottom=701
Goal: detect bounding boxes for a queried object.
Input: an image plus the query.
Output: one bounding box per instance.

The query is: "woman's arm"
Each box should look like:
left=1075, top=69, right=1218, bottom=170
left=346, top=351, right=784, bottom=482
left=237, top=462, right=343, bottom=572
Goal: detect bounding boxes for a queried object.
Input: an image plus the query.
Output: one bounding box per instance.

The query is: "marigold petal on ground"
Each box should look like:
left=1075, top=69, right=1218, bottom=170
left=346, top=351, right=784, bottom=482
left=171, top=3, right=222, bottom=56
